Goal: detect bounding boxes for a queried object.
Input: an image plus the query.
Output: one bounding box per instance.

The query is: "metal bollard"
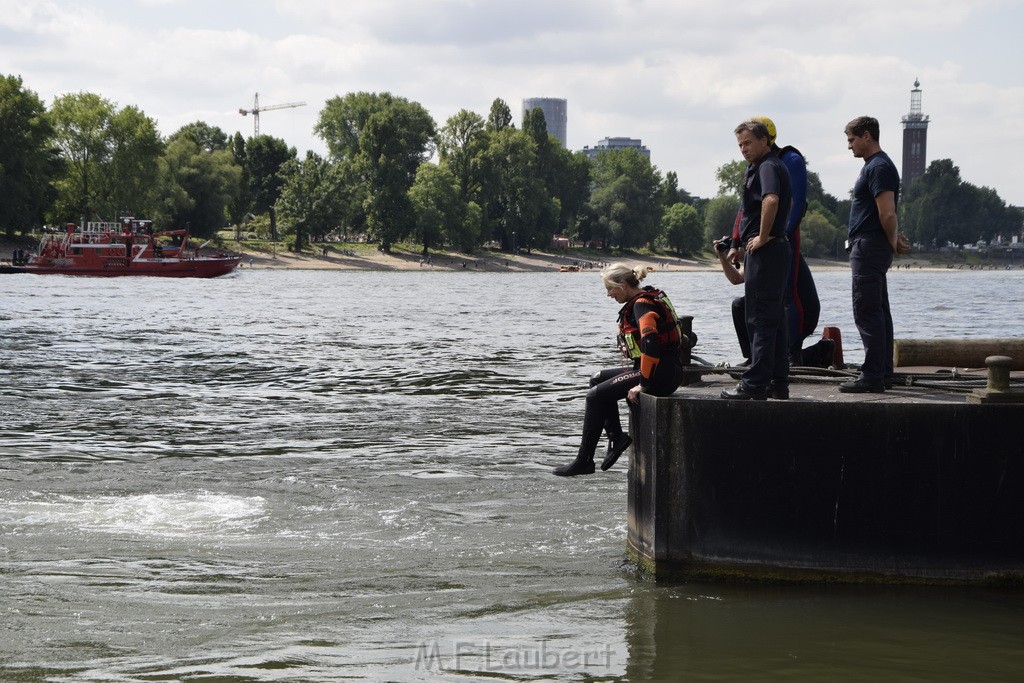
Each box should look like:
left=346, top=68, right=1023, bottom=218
left=985, top=355, right=1013, bottom=391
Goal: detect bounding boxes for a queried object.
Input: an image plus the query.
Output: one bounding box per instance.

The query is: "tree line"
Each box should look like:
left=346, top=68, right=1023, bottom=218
left=2, top=74, right=1019, bottom=256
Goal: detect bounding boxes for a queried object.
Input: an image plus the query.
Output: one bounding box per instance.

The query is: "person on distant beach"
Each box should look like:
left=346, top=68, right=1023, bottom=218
left=840, top=116, right=911, bottom=393
left=553, top=263, right=690, bottom=476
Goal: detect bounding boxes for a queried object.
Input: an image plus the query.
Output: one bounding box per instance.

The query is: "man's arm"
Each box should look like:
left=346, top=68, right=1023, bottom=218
left=747, top=194, right=779, bottom=252
left=716, top=243, right=744, bottom=285
left=874, top=190, right=905, bottom=253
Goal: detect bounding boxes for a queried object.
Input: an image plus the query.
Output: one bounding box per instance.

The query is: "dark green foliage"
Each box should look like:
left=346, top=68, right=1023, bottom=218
left=245, top=135, right=296, bottom=240
left=315, top=91, right=436, bottom=251
left=588, top=149, right=662, bottom=250
left=48, top=92, right=163, bottom=222
left=0, top=75, right=60, bottom=235
left=900, top=159, right=1020, bottom=248
left=277, top=151, right=345, bottom=251
left=156, top=135, right=240, bottom=237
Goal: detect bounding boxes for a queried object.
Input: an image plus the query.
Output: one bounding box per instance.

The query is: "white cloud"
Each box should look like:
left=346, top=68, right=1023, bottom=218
left=1, top=0, right=1022, bottom=204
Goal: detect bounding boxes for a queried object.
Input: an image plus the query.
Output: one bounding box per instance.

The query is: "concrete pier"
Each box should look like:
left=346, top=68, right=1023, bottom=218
left=627, top=368, right=1024, bottom=585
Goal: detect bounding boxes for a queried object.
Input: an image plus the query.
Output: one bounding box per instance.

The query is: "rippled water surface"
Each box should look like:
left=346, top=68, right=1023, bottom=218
left=2, top=267, right=1023, bottom=682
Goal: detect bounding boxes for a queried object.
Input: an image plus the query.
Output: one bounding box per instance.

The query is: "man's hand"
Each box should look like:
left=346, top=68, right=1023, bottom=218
left=746, top=234, right=773, bottom=253
left=894, top=233, right=911, bottom=255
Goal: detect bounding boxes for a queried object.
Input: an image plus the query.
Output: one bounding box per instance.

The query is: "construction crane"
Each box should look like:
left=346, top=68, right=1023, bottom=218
left=238, top=92, right=306, bottom=136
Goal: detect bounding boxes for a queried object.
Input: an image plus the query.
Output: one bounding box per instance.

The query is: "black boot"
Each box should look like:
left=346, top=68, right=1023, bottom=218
left=553, top=456, right=595, bottom=477
left=601, top=434, right=633, bottom=471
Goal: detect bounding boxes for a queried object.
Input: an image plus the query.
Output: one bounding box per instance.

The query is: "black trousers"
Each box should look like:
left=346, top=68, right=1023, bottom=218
left=576, top=357, right=683, bottom=461
left=849, top=234, right=894, bottom=382
left=741, top=237, right=790, bottom=390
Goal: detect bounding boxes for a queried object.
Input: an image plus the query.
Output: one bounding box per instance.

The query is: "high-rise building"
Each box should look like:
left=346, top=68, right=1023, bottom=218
left=901, top=79, right=930, bottom=189
left=522, top=97, right=567, bottom=147
left=580, top=137, right=650, bottom=160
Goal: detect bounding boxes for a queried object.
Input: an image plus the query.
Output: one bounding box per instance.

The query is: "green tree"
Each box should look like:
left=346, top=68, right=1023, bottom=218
left=587, top=149, right=662, bottom=250
left=49, top=92, right=115, bottom=219
left=315, top=91, right=384, bottom=161
left=800, top=210, right=843, bottom=259
left=458, top=201, right=484, bottom=253
left=227, top=132, right=252, bottom=235
left=437, top=109, right=487, bottom=202
left=522, top=107, right=563, bottom=239
left=276, top=151, right=343, bottom=252
left=49, top=93, right=162, bottom=221
left=659, top=170, right=683, bottom=208
left=715, top=159, right=746, bottom=197
left=703, top=194, right=740, bottom=246
left=0, top=75, right=60, bottom=235
left=806, top=170, right=840, bottom=221
left=409, top=162, right=463, bottom=255
left=486, top=98, right=513, bottom=132
left=103, top=105, right=163, bottom=218
left=522, top=109, right=592, bottom=241
left=478, top=127, right=544, bottom=251
left=555, top=150, right=592, bottom=237
left=170, top=121, right=229, bottom=152
left=245, top=134, right=295, bottom=240
left=315, top=92, right=436, bottom=251
left=661, top=202, right=702, bottom=256
left=897, top=159, right=1019, bottom=248
left=155, top=135, right=240, bottom=237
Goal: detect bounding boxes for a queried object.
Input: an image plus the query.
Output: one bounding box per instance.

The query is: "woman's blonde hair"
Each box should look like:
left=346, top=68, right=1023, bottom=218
left=601, top=262, right=651, bottom=290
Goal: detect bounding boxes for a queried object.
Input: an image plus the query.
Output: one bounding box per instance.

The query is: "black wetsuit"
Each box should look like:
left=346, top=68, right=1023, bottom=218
left=575, top=292, right=684, bottom=462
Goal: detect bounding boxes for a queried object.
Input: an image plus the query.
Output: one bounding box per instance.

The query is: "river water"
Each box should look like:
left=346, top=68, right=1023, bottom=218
left=2, top=266, right=1023, bottom=682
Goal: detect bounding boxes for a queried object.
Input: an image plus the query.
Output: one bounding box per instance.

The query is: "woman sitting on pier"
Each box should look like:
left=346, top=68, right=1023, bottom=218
left=553, top=263, right=689, bottom=476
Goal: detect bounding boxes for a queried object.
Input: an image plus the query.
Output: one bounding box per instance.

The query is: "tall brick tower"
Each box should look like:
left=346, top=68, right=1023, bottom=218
left=901, top=79, right=929, bottom=189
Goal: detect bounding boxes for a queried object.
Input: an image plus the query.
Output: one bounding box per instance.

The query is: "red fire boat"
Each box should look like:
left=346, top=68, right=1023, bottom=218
left=11, top=218, right=241, bottom=278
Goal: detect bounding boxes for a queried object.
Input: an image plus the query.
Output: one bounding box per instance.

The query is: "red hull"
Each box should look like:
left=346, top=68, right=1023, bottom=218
left=18, top=257, right=240, bottom=278
left=16, top=218, right=241, bottom=278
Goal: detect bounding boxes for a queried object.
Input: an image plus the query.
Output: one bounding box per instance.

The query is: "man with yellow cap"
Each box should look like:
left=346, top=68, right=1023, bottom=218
left=721, top=119, right=793, bottom=400
left=721, top=116, right=828, bottom=377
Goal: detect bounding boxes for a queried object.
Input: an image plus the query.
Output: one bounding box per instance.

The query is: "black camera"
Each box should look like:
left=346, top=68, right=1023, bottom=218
left=714, top=236, right=731, bottom=254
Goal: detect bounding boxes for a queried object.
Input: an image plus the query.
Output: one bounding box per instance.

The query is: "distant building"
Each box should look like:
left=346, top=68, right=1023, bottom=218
left=901, top=79, right=930, bottom=189
left=580, top=137, right=651, bottom=160
left=521, top=97, right=567, bottom=147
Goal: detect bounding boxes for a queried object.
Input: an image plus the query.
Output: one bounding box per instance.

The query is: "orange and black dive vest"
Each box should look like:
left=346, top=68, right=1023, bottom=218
left=617, top=287, right=684, bottom=362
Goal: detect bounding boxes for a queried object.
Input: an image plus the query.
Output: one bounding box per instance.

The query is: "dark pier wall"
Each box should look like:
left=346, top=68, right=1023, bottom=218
left=627, top=393, right=1024, bottom=584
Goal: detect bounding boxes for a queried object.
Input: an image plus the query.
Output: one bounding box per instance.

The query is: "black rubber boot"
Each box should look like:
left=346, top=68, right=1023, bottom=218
left=553, top=456, right=595, bottom=477
left=600, top=434, right=633, bottom=471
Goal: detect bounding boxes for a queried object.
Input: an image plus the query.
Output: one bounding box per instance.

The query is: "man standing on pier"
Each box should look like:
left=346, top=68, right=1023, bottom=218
left=721, top=119, right=793, bottom=401
left=841, top=116, right=910, bottom=393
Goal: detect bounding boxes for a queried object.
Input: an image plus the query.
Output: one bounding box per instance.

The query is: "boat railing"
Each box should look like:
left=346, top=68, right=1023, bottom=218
left=84, top=221, right=122, bottom=234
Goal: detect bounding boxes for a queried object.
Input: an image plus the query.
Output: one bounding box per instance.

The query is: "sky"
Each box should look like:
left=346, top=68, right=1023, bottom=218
left=3, top=0, right=1023, bottom=206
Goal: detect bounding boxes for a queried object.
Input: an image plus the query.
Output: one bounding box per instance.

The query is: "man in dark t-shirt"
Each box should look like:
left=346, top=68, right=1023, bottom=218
left=722, top=119, right=793, bottom=400
left=841, top=116, right=910, bottom=393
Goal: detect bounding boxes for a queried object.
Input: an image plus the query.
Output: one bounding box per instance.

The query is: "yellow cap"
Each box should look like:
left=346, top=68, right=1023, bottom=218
left=751, top=116, right=777, bottom=145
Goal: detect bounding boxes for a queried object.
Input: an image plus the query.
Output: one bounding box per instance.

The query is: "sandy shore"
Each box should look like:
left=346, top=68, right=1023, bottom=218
left=232, top=245, right=726, bottom=272
left=1, top=235, right=954, bottom=273
left=0, top=235, right=725, bottom=273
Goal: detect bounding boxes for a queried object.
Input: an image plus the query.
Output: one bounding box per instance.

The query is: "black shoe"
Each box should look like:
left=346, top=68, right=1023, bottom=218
left=820, top=339, right=837, bottom=368
left=721, top=383, right=768, bottom=400
left=768, top=384, right=789, bottom=400
left=800, top=338, right=836, bottom=368
left=838, top=379, right=885, bottom=393
left=553, top=457, right=595, bottom=477
left=601, top=434, right=633, bottom=471
left=884, top=374, right=896, bottom=389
